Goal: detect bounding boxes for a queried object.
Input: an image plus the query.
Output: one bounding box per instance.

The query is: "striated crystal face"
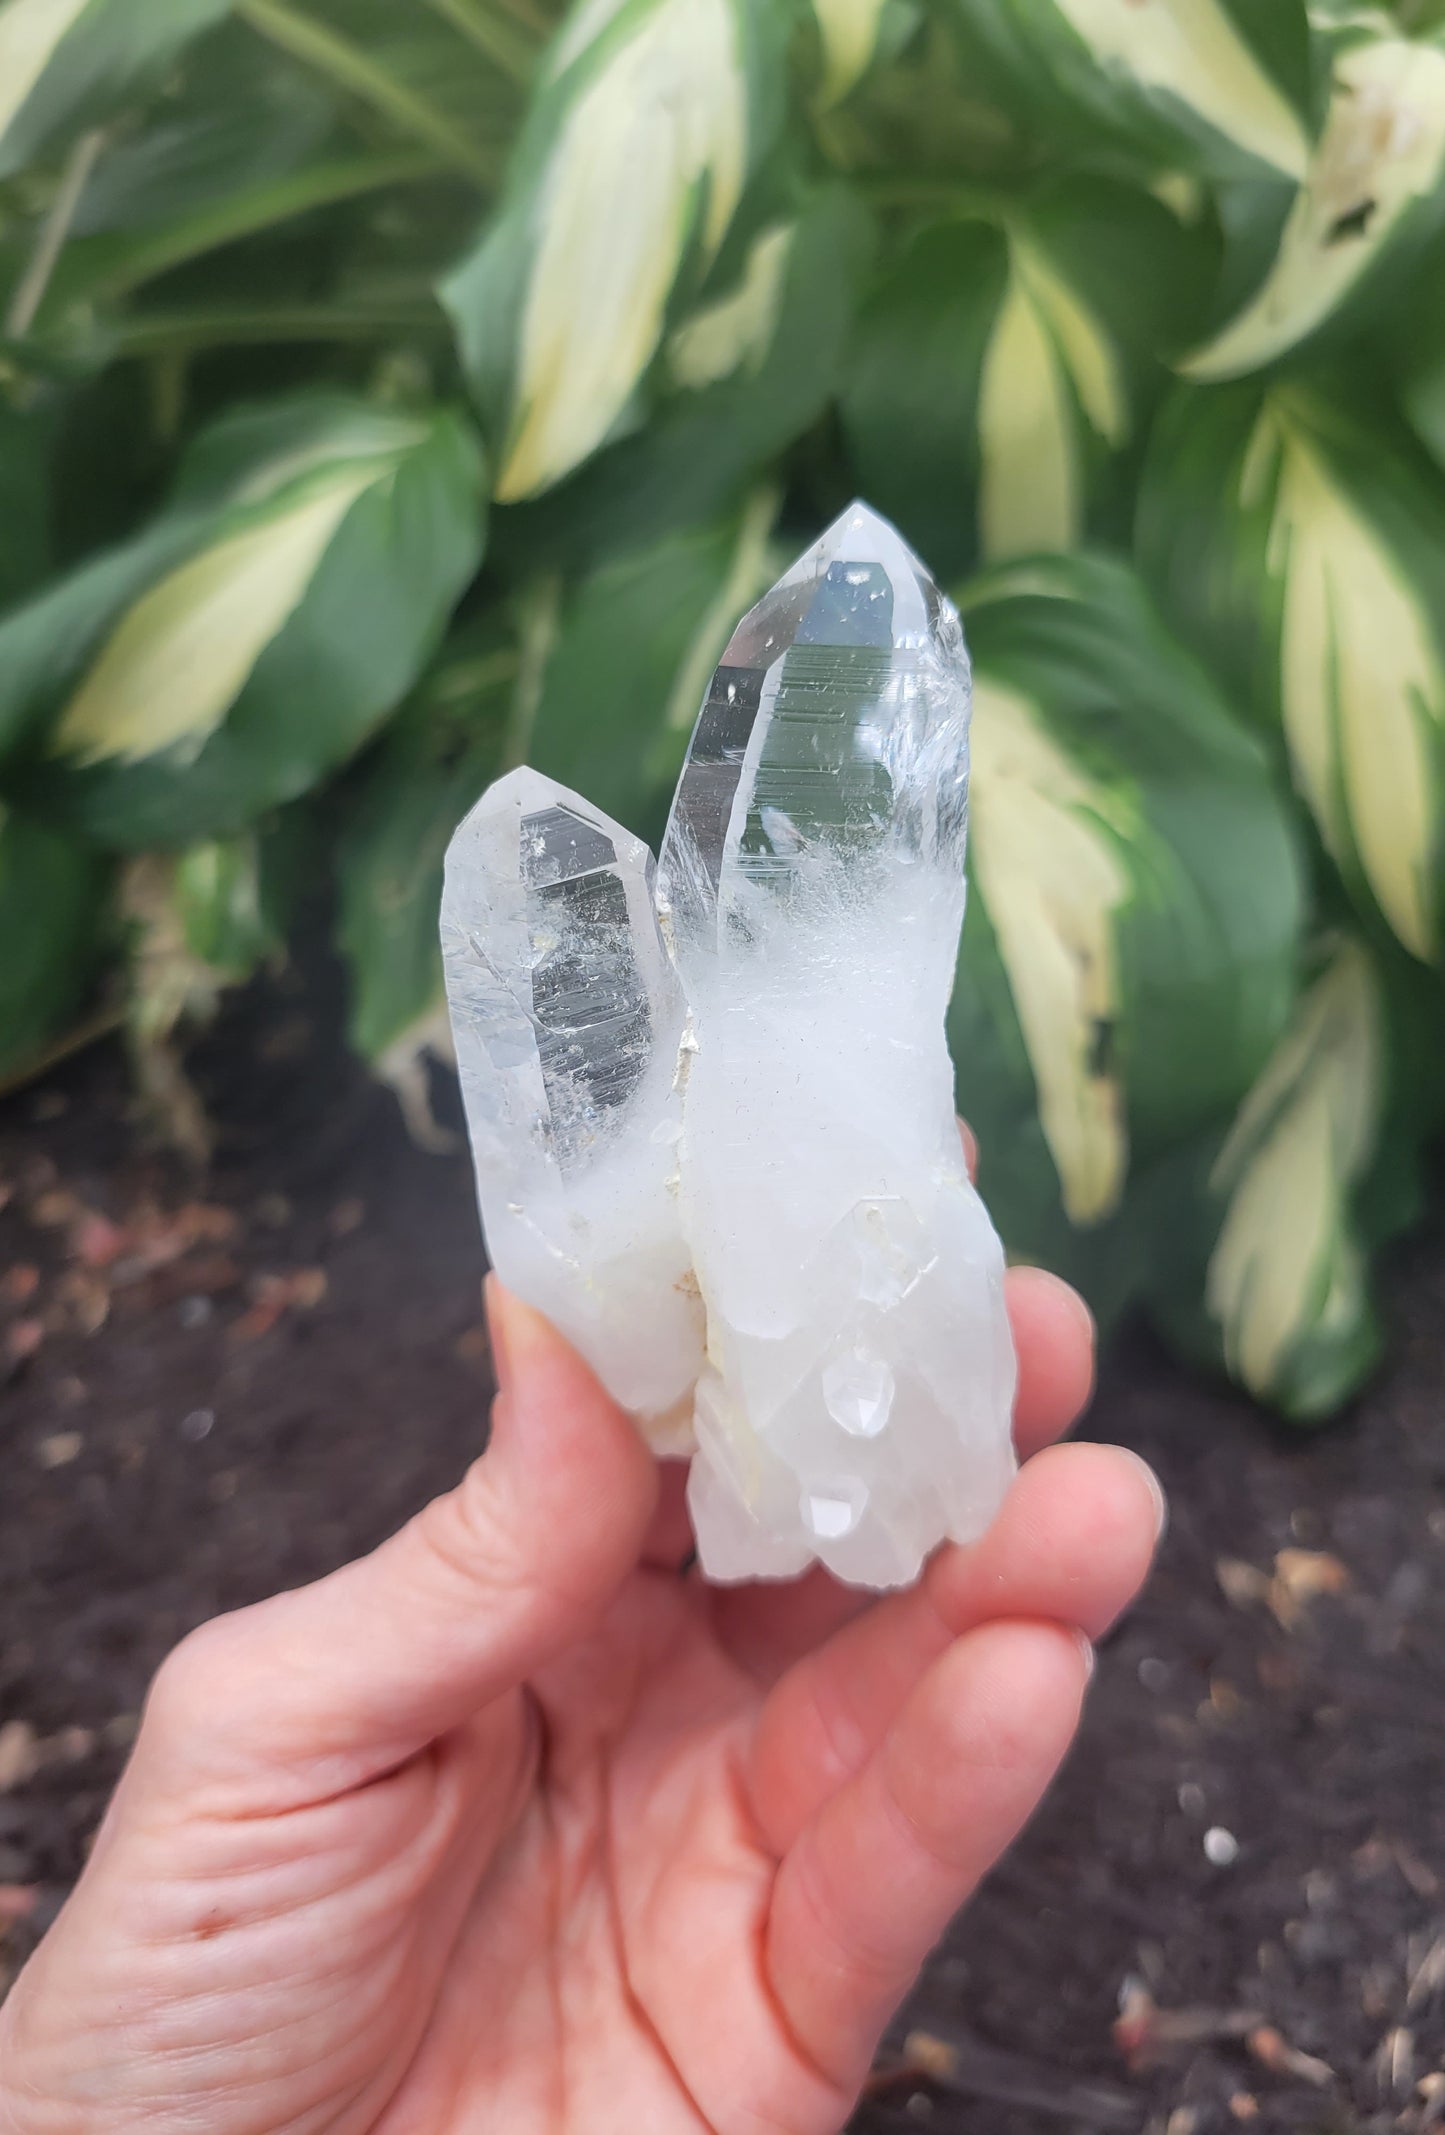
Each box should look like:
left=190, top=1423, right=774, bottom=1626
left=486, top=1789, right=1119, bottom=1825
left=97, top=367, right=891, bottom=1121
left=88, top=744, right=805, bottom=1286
left=658, top=505, right=967, bottom=978
left=443, top=505, right=1017, bottom=1588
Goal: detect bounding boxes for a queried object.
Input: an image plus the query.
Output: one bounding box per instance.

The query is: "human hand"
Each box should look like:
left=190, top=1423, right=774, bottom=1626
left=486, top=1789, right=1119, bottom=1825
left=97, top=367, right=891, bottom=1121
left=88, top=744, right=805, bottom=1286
left=0, top=1182, right=1162, bottom=2135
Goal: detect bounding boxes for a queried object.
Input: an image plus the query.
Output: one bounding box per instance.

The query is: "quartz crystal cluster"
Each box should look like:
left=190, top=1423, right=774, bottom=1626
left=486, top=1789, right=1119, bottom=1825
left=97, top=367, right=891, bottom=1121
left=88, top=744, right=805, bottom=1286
left=441, top=504, right=1016, bottom=1588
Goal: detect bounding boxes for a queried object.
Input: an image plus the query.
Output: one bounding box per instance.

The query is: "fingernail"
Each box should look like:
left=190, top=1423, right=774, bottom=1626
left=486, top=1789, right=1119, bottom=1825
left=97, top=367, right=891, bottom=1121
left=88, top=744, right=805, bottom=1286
left=1074, top=1628, right=1097, bottom=1682
left=957, top=1118, right=979, bottom=1179
left=484, top=1278, right=552, bottom=1400
left=1057, top=1274, right=1096, bottom=1350
left=1124, top=1449, right=1168, bottom=1542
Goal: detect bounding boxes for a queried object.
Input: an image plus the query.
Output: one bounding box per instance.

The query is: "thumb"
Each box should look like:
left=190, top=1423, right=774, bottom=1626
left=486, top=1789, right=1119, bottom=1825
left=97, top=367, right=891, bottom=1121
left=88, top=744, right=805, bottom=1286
left=139, top=1282, right=658, bottom=1793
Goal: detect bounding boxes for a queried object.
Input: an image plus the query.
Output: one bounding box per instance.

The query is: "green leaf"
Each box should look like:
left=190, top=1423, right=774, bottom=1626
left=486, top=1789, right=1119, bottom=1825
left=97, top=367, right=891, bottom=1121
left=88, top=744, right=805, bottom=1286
left=1393, top=239, right=1445, bottom=469
left=0, top=401, right=53, bottom=611
left=336, top=617, right=513, bottom=1074
left=840, top=183, right=1190, bottom=580
left=506, top=182, right=874, bottom=567
left=0, top=0, right=232, bottom=182
left=67, top=23, right=335, bottom=237
left=233, top=0, right=500, bottom=184
left=0, top=391, right=487, bottom=846
left=442, top=0, right=787, bottom=501
left=1183, top=30, right=1445, bottom=379
left=950, top=553, right=1305, bottom=1260
left=0, top=804, right=110, bottom=1078
left=946, top=0, right=1314, bottom=181
left=1138, top=377, right=1445, bottom=962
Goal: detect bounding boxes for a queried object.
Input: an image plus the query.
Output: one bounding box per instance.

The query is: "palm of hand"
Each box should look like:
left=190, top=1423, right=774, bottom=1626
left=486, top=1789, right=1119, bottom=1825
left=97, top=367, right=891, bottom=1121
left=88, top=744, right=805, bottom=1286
left=0, top=1280, right=1159, bottom=2135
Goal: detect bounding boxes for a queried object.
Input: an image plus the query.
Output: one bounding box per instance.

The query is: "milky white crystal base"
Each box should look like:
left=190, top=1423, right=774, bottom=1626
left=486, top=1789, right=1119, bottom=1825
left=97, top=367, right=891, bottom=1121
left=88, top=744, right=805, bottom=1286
left=677, top=874, right=1016, bottom=1587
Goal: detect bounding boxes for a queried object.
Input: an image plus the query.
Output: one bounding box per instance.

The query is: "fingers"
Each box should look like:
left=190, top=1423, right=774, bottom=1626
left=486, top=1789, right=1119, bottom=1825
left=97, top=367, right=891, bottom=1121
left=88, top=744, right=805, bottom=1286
left=767, top=1619, right=1090, bottom=2094
left=140, top=1284, right=657, bottom=1795
left=748, top=1441, right=1163, bottom=1851
left=1006, top=1264, right=1096, bottom=1458
left=640, top=1458, right=694, bottom=1570
left=963, top=1111, right=1096, bottom=1458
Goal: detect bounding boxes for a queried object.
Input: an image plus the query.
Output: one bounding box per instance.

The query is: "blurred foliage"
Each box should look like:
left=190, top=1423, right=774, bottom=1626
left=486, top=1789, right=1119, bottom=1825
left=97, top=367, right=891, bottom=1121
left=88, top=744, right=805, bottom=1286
left=3, top=0, right=1445, bottom=1419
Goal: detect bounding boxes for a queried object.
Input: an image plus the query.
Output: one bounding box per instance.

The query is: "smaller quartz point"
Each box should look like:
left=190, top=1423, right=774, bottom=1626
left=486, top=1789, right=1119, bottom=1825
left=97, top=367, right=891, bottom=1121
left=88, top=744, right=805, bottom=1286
left=441, top=768, right=702, bottom=1447
left=442, top=505, right=1018, bottom=1590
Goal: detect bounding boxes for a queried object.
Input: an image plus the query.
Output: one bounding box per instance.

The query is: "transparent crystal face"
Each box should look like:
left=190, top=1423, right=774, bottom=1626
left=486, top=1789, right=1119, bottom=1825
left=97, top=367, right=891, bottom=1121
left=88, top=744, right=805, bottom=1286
left=657, top=503, right=970, bottom=974
left=519, top=801, right=655, bottom=1169
left=442, top=768, right=677, bottom=1181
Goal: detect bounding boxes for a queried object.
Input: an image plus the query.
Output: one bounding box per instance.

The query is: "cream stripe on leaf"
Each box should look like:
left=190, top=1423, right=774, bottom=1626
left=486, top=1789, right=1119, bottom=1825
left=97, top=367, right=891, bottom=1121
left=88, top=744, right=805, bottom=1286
left=1140, top=379, right=1445, bottom=966
left=968, top=675, right=1134, bottom=1223
left=1051, top=0, right=1309, bottom=178
left=978, top=267, right=1080, bottom=561
left=957, top=0, right=1312, bottom=180
left=1016, top=243, right=1129, bottom=450
left=810, top=0, right=890, bottom=104
left=0, top=0, right=90, bottom=146
left=1206, top=939, right=1382, bottom=1406
left=1185, top=36, right=1445, bottom=380
left=1258, top=404, right=1445, bottom=962
left=54, top=461, right=392, bottom=769
left=0, top=394, right=487, bottom=848
left=977, top=238, right=1128, bottom=561
left=667, top=223, right=794, bottom=391
left=954, top=553, right=1305, bottom=1275
left=454, top=0, right=756, bottom=504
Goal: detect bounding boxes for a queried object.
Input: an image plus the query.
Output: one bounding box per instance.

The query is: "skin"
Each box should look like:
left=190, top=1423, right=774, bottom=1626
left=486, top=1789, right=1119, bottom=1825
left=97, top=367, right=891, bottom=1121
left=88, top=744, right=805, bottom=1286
left=0, top=1149, right=1163, bottom=2135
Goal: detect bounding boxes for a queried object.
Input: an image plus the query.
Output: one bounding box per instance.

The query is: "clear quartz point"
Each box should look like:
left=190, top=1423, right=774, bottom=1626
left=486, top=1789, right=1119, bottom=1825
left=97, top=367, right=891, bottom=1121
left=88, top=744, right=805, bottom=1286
left=655, top=501, right=1016, bottom=1585
left=442, top=504, right=1017, bottom=1589
left=442, top=767, right=702, bottom=1447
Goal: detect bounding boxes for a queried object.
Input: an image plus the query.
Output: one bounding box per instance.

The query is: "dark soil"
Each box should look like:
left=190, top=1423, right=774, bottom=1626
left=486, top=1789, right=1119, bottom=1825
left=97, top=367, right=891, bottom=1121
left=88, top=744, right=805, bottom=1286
left=1, top=969, right=1442, bottom=2135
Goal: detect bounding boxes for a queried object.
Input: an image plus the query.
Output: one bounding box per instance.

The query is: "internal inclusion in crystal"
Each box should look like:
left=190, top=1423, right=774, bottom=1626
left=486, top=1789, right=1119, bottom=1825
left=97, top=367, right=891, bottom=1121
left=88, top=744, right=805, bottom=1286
left=518, top=802, right=653, bottom=1169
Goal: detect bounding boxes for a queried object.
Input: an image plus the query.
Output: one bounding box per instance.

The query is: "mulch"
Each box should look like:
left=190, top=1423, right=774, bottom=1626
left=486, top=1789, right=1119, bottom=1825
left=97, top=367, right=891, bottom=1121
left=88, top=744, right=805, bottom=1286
left=1, top=964, right=1442, bottom=2134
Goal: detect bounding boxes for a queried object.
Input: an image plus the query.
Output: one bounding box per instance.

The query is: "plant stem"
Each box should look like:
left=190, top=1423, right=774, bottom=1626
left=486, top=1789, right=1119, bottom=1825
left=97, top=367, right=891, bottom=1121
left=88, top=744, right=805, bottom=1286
left=4, top=128, right=106, bottom=341
left=423, top=0, right=536, bottom=86
left=235, top=0, right=499, bottom=186
left=112, top=297, right=444, bottom=357
left=83, top=153, right=443, bottom=301
left=502, top=574, right=563, bottom=770
left=662, top=482, right=780, bottom=737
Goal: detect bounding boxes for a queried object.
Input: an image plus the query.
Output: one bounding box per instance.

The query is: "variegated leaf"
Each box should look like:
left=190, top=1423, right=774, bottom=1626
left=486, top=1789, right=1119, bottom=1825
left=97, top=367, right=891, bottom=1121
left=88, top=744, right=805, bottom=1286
left=1185, top=33, right=1445, bottom=378
left=950, top=0, right=1312, bottom=179
left=951, top=554, right=1304, bottom=1284
left=1139, top=382, right=1445, bottom=964
left=444, top=0, right=780, bottom=502
left=968, top=674, right=1134, bottom=1221
left=1206, top=937, right=1382, bottom=1406
left=977, top=237, right=1129, bottom=559
left=0, top=395, right=487, bottom=847
left=0, top=0, right=230, bottom=180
